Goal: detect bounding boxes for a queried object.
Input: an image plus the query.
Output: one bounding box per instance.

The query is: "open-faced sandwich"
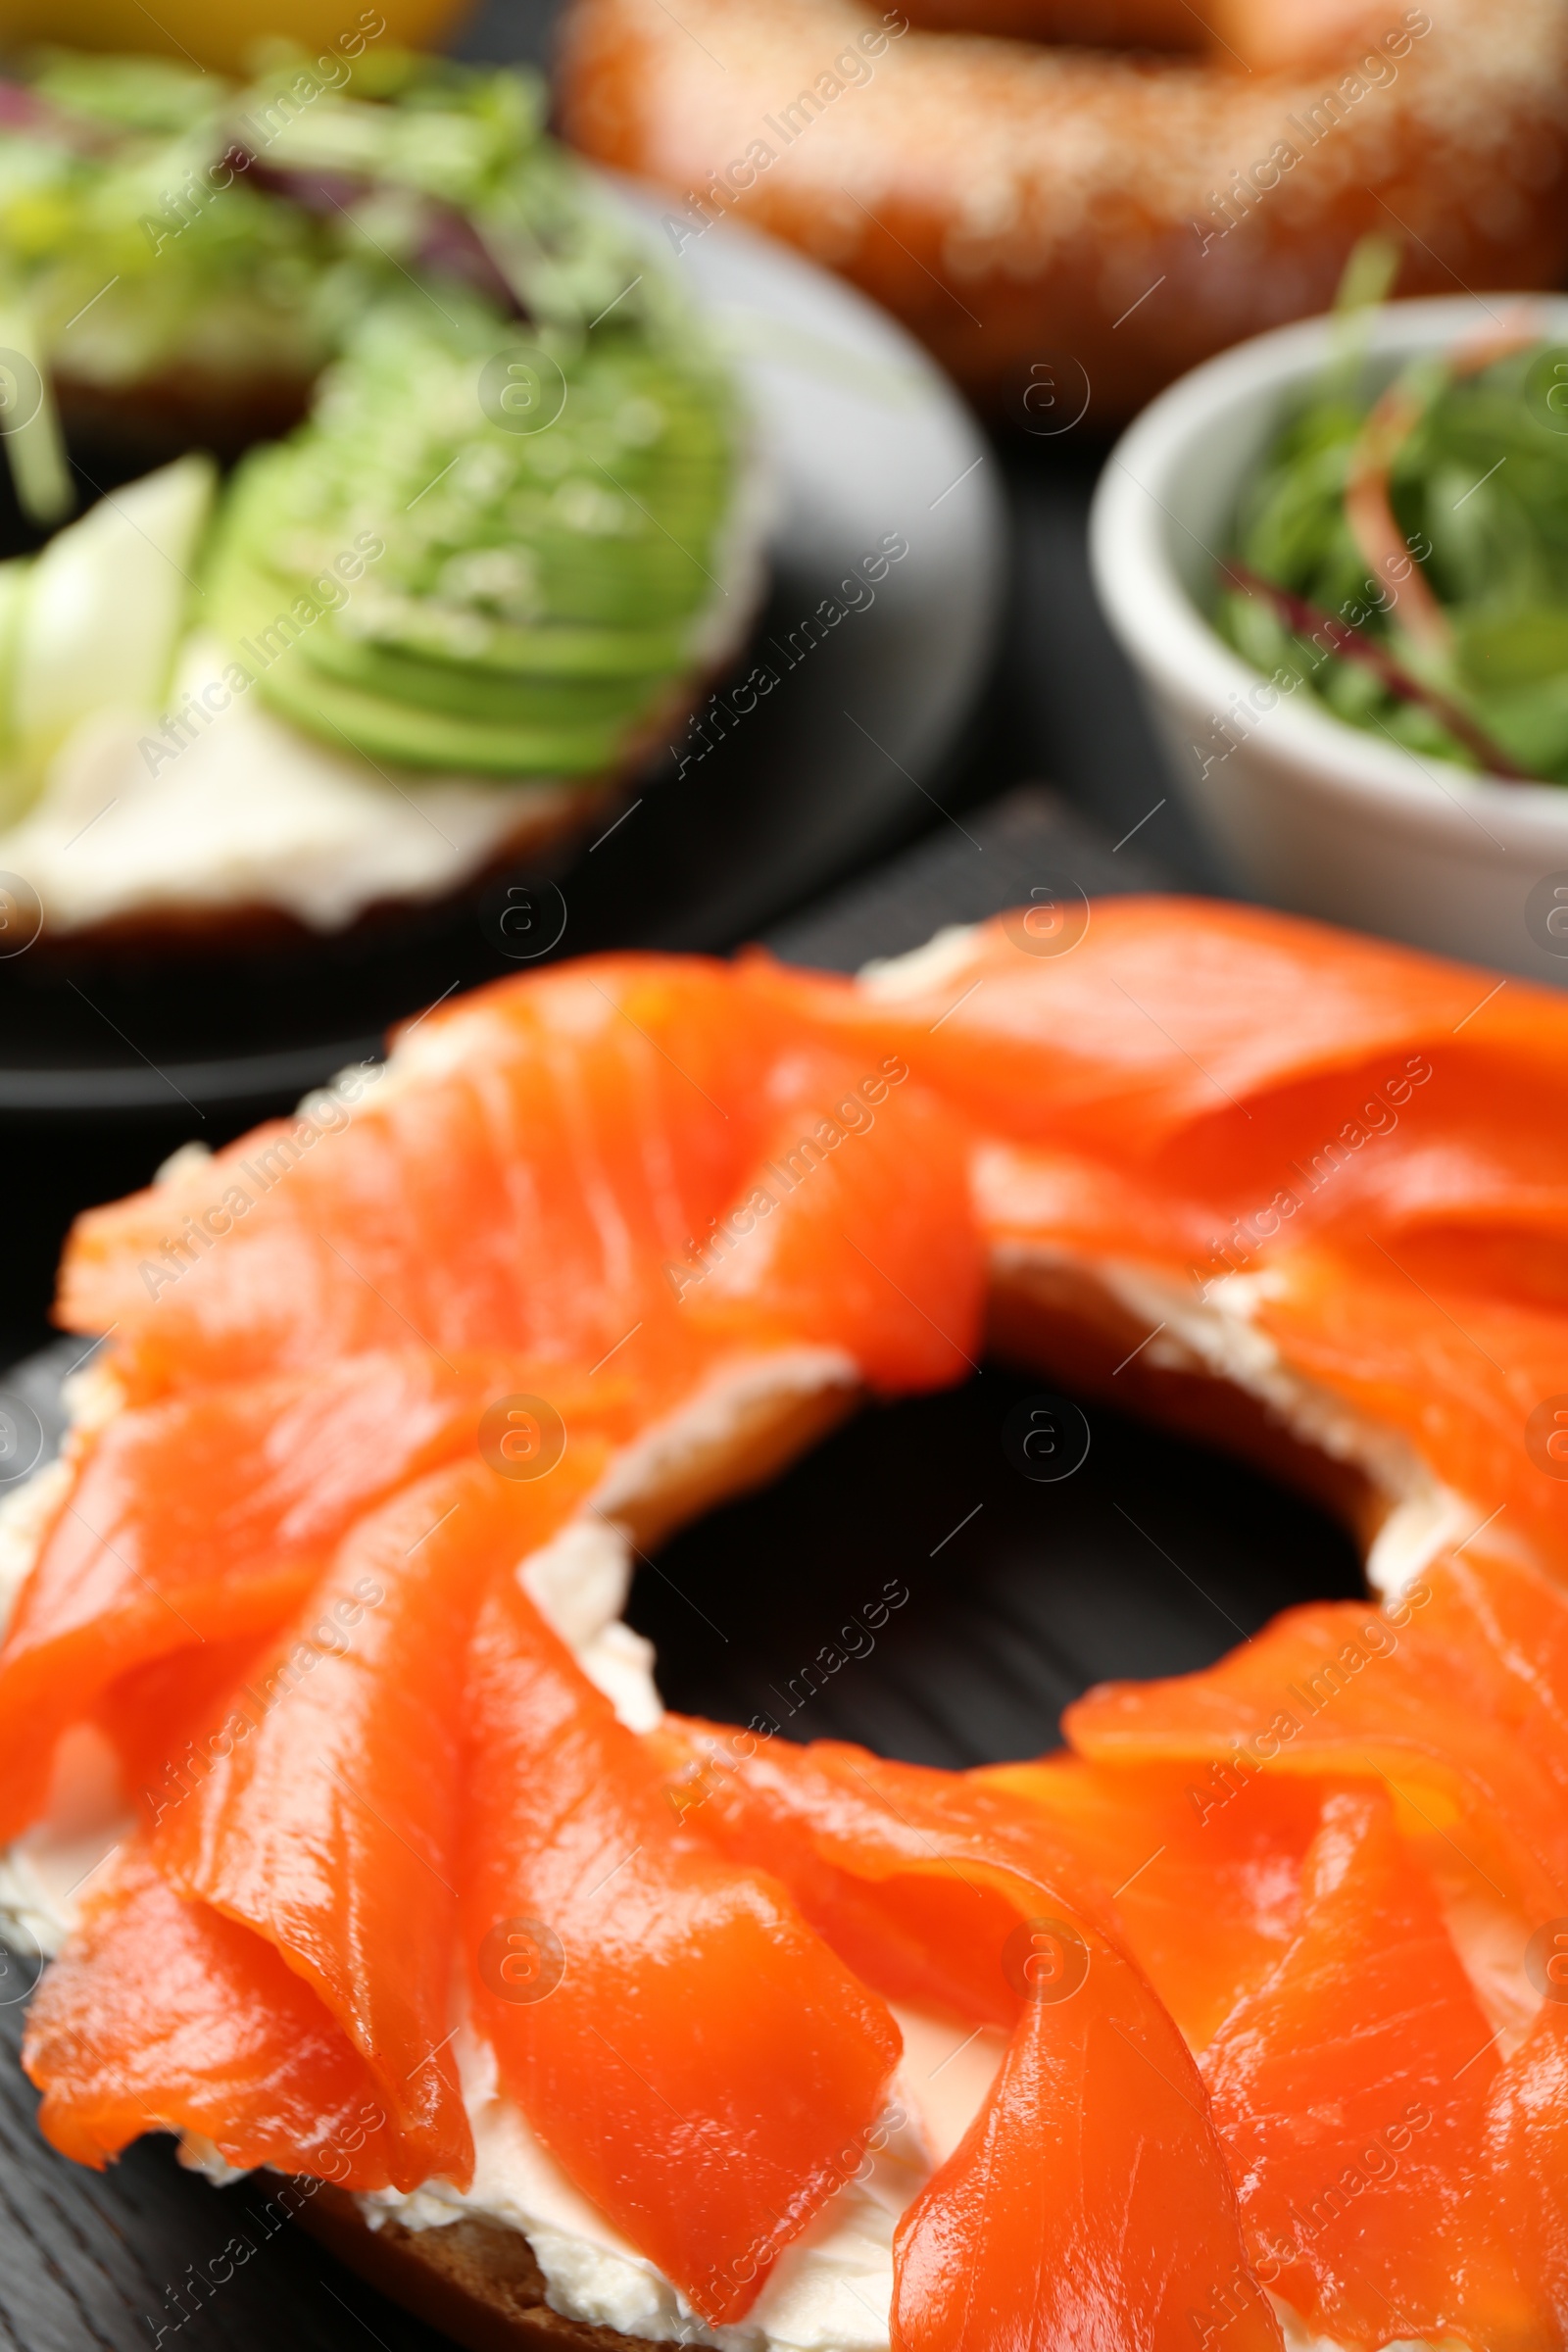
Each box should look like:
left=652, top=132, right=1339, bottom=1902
left=2, top=897, right=1567, bottom=2349
left=0, top=42, right=760, bottom=945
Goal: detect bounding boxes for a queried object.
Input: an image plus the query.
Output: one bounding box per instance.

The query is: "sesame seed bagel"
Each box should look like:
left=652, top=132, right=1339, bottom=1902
left=557, top=0, right=1568, bottom=418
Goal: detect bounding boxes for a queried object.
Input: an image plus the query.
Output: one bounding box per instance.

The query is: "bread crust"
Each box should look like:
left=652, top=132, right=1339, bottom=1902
left=55, top=365, right=315, bottom=473
left=17, top=780, right=620, bottom=960
left=557, top=0, right=1568, bottom=420
left=298, top=2184, right=666, bottom=2352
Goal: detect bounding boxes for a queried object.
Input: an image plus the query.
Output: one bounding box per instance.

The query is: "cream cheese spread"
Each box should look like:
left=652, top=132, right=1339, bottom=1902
left=362, top=2007, right=1005, bottom=2352
left=0, top=1402, right=1483, bottom=2352
left=0, top=635, right=591, bottom=936
left=1023, top=1244, right=1477, bottom=1602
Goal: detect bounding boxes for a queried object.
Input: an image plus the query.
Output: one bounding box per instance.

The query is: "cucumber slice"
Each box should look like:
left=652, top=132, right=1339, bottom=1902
left=13, top=454, right=217, bottom=757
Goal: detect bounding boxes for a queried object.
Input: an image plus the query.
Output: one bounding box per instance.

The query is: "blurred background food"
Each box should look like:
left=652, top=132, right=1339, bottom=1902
left=556, top=0, right=1568, bottom=418
left=1215, top=322, right=1568, bottom=785
left=1092, top=290, right=1568, bottom=980
left=0, top=47, right=762, bottom=944
left=7, top=25, right=1565, bottom=2352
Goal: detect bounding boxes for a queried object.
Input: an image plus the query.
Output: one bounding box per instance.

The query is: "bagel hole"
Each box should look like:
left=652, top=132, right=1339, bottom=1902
left=631, top=1360, right=1364, bottom=1770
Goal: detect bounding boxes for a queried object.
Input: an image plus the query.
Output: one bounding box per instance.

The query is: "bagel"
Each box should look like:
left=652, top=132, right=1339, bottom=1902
left=557, top=0, right=1568, bottom=419
left=5, top=897, right=1568, bottom=2348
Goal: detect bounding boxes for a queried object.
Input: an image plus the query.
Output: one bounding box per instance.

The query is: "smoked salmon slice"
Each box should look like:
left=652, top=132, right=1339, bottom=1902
left=745, top=905, right=1568, bottom=1320
left=1152, top=1047, right=1568, bottom=1266
left=662, top=1726, right=1281, bottom=2351
left=1201, top=1787, right=1541, bottom=2350
left=660, top=1726, right=1110, bottom=2024
left=677, top=1054, right=983, bottom=1394
left=738, top=898, right=1563, bottom=1155
left=892, top=1930, right=1283, bottom=2352
left=461, top=1570, right=903, bottom=2327
left=152, top=1454, right=603, bottom=2189
left=0, top=1352, right=519, bottom=1846
left=24, top=1850, right=401, bottom=2189
left=56, top=958, right=794, bottom=1400
left=1066, top=1551, right=1568, bottom=1925
left=20, top=898, right=1568, bottom=2345
left=103, top=1633, right=281, bottom=1834
left=1487, top=1999, right=1568, bottom=2336
left=978, top=1754, right=1327, bottom=2053
left=1247, top=1243, right=1568, bottom=1582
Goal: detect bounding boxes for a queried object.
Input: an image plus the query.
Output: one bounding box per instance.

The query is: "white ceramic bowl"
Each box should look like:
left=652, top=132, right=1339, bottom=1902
left=1089, top=295, right=1568, bottom=984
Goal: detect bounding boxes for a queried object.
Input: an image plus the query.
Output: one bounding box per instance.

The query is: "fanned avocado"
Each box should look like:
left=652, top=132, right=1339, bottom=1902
left=0, top=48, right=747, bottom=796
left=204, top=293, right=738, bottom=776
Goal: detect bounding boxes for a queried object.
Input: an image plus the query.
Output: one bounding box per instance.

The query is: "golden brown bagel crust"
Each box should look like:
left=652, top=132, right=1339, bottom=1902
left=556, top=0, right=1568, bottom=419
